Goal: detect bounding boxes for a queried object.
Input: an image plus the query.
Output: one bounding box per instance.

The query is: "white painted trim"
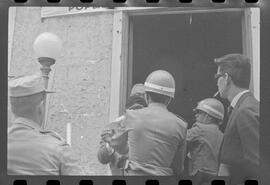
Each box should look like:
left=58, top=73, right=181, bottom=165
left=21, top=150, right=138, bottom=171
left=127, top=19, right=134, bottom=98
left=125, top=7, right=244, bottom=16
left=109, top=11, right=124, bottom=123
left=41, top=7, right=244, bottom=19
left=243, top=8, right=260, bottom=101
left=8, top=7, right=16, bottom=74
left=107, top=12, right=125, bottom=172
left=8, top=7, right=17, bottom=125
left=250, top=8, right=260, bottom=101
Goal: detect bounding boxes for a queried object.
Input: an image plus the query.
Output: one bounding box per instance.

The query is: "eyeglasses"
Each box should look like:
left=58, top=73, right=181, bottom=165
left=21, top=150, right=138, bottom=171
left=214, top=73, right=226, bottom=79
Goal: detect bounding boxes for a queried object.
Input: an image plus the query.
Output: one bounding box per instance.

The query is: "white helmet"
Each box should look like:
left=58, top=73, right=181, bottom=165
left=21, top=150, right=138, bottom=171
left=130, top=83, right=145, bottom=97
left=144, top=70, right=175, bottom=98
left=194, top=98, right=225, bottom=121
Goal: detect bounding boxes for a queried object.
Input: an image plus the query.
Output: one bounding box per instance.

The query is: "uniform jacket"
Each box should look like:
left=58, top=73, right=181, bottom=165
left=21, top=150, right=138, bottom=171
left=111, top=103, right=187, bottom=176
left=97, top=103, right=144, bottom=175
left=219, top=92, right=259, bottom=182
left=8, top=117, right=84, bottom=175
left=187, top=122, right=223, bottom=176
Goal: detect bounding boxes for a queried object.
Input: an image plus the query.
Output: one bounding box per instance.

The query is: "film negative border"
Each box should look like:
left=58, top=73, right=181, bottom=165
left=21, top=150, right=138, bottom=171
left=11, top=0, right=261, bottom=4
left=1, top=0, right=270, bottom=185
left=1, top=0, right=263, bottom=7
left=3, top=178, right=262, bottom=185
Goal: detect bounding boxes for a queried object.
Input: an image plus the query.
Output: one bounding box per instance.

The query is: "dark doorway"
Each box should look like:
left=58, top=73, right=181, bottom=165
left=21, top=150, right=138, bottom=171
left=131, top=11, right=243, bottom=127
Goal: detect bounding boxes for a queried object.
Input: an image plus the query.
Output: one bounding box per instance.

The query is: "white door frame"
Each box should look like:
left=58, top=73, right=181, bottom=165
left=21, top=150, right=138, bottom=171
left=243, top=8, right=260, bottom=101
left=109, top=7, right=260, bottom=122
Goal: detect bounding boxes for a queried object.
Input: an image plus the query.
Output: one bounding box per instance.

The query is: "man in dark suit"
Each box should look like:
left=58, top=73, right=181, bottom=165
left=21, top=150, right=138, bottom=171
left=214, top=54, right=259, bottom=184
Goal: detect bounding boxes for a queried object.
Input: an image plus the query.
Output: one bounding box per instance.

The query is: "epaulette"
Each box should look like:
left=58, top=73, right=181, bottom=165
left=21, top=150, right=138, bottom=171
left=40, top=130, right=66, bottom=143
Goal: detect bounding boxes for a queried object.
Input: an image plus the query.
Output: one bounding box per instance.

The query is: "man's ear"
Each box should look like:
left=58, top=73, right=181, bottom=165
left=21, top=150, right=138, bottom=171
left=224, top=73, right=230, bottom=86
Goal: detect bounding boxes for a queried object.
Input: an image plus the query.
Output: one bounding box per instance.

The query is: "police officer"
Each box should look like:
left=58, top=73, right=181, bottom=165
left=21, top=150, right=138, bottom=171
left=8, top=74, right=84, bottom=175
left=111, top=70, right=187, bottom=176
left=97, top=83, right=147, bottom=175
left=187, top=98, right=224, bottom=185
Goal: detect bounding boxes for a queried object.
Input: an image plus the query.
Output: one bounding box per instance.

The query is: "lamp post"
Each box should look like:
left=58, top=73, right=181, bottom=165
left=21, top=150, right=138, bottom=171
left=33, top=32, right=62, bottom=129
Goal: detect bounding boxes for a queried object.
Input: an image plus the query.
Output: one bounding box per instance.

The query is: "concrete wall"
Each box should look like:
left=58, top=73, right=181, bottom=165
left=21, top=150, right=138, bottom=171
left=9, top=7, right=114, bottom=175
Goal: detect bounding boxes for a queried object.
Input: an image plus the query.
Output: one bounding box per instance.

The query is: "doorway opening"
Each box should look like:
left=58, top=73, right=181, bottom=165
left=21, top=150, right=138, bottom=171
left=129, top=11, right=243, bottom=126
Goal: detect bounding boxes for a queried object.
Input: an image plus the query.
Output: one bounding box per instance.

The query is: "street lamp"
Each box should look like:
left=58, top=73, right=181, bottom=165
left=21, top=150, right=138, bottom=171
left=33, top=32, right=62, bottom=129
left=33, top=32, right=62, bottom=88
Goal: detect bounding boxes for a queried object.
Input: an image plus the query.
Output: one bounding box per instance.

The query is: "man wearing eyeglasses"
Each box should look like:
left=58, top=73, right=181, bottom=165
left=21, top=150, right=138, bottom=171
left=214, top=54, right=259, bottom=184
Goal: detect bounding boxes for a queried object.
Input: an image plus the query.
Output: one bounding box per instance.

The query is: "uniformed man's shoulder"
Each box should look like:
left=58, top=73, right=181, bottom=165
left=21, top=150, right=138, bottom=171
left=40, top=130, right=67, bottom=145
left=104, top=115, right=125, bottom=130
left=172, top=113, right=188, bottom=128
left=126, top=106, right=148, bottom=115
left=114, top=115, right=125, bottom=122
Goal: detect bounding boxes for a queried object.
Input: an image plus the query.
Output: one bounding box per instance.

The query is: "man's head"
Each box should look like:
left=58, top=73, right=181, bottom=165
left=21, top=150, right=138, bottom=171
left=193, top=98, right=224, bottom=125
left=9, top=74, right=54, bottom=125
left=144, top=70, right=175, bottom=106
left=10, top=93, right=45, bottom=124
left=214, top=54, right=251, bottom=99
left=125, top=83, right=147, bottom=110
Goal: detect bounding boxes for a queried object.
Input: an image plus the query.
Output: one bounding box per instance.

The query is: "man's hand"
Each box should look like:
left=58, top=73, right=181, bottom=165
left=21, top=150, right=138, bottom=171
left=105, top=143, right=115, bottom=155
left=101, top=129, right=114, bottom=143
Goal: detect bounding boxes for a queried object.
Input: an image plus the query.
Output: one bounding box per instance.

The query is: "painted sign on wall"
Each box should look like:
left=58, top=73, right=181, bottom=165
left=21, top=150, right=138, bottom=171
left=41, top=7, right=111, bottom=18
left=41, top=7, right=151, bottom=18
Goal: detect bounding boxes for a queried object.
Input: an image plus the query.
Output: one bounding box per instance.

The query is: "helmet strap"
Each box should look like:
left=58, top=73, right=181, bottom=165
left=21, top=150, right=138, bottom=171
left=146, top=93, right=151, bottom=105
left=165, top=97, right=171, bottom=107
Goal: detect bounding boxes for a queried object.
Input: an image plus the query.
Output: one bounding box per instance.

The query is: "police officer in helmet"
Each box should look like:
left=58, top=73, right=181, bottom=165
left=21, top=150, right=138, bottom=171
left=111, top=70, right=187, bottom=176
left=187, top=98, right=224, bottom=184
left=97, top=83, right=147, bottom=175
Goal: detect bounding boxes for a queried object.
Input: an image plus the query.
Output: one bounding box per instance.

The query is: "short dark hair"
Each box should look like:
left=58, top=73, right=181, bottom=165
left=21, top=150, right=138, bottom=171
left=146, top=92, right=170, bottom=105
left=215, top=53, right=251, bottom=89
left=125, top=93, right=147, bottom=110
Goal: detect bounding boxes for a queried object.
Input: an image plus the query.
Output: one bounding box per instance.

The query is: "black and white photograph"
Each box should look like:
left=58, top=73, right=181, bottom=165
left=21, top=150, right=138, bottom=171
left=7, top=6, right=260, bottom=184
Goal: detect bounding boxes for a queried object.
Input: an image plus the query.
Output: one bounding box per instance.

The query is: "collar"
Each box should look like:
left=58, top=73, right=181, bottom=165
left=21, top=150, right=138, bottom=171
left=148, top=102, right=167, bottom=109
left=193, top=121, right=218, bottom=127
left=128, top=103, right=144, bottom=110
left=230, top=90, right=250, bottom=108
left=13, top=117, right=42, bottom=131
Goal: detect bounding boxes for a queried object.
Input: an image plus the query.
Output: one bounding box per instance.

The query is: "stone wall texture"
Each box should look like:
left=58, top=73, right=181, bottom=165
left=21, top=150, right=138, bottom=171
left=9, top=7, right=114, bottom=175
